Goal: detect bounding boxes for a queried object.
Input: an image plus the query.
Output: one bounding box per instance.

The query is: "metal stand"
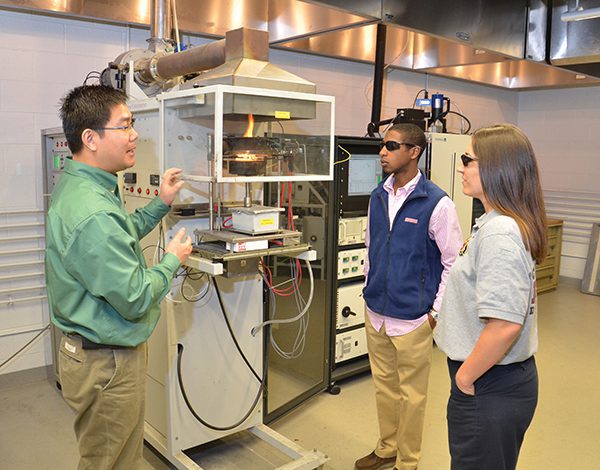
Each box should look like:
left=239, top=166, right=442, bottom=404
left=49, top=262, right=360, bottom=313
left=145, top=423, right=328, bottom=469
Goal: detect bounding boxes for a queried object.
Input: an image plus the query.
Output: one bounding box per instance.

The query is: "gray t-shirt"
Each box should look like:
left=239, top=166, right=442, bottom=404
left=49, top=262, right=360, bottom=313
left=434, top=210, right=538, bottom=364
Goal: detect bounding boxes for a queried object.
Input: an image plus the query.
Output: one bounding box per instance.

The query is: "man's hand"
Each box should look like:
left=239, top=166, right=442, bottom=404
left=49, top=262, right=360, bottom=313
left=159, top=168, right=184, bottom=206
left=427, top=312, right=437, bottom=329
left=166, top=227, right=192, bottom=264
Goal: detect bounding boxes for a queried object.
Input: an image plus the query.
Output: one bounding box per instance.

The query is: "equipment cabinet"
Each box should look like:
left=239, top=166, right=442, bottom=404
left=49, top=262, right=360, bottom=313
left=536, top=219, right=563, bottom=294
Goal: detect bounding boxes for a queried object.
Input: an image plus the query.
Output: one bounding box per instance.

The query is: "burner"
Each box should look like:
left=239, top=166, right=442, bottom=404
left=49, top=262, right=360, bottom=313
left=222, top=136, right=284, bottom=176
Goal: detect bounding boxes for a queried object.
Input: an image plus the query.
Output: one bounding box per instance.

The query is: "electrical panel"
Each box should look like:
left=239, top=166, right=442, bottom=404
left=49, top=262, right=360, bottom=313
left=336, top=282, right=365, bottom=330
left=335, top=328, right=368, bottom=363
left=123, top=169, right=161, bottom=199
left=337, top=247, right=366, bottom=279
left=338, top=216, right=367, bottom=246
left=48, top=135, right=71, bottom=191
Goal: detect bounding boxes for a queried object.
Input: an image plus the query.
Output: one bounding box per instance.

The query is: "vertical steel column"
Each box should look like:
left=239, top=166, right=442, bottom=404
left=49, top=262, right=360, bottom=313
left=370, top=23, right=387, bottom=128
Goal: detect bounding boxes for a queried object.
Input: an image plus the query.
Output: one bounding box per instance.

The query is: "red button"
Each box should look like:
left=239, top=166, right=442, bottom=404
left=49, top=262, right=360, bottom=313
left=146, top=189, right=150, bottom=195
left=137, top=187, right=142, bottom=194
left=154, top=190, right=159, bottom=196
left=130, top=187, right=134, bottom=193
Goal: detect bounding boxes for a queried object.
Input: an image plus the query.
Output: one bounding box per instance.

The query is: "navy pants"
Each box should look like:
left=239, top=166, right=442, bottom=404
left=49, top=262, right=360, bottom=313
left=447, top=356, right=538, bottom=470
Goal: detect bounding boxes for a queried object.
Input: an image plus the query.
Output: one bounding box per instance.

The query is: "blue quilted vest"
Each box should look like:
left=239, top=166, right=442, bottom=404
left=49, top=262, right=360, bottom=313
left=363, top=173, right=446, bottom=319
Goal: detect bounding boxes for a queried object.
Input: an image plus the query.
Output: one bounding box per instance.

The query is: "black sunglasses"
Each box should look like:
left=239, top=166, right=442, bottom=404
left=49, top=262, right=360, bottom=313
left=379, top=140, right=417, bottom=151
left=460, top=153, right=478, bottom=166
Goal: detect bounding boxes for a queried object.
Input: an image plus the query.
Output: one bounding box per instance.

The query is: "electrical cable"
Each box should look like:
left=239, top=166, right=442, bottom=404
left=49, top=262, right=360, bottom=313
left=335, top=145, right=351, bottom=165
left=176, top=276, right=271, bottom=430
left=176, top=342, right=266, bottom=431
left=83, top=71, right=101, bottom=85
left=412, top=88, right=428, bottom=108
left=180, top=271, right=210, bottom=302
left=266, top=259, right=310, bottom=359
left=440, top=110, right=472, bottom=134
left=0, top=324, right=51, bottom=370
left=211, top=277, right=261, bottom=381
left=251, top=258, right=314, bottom=336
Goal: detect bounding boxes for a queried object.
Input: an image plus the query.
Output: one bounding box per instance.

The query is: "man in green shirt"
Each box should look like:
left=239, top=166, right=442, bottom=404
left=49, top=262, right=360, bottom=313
left=45, top=85, right=192, bottom=469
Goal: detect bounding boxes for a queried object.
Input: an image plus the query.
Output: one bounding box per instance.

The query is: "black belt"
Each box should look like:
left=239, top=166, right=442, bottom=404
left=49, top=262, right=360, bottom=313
left=66, top=333, right=131, bottom=350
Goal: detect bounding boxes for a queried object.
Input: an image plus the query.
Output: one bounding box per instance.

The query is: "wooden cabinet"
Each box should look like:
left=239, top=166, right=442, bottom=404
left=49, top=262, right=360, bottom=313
left=536, top=219, right=563, bottom=294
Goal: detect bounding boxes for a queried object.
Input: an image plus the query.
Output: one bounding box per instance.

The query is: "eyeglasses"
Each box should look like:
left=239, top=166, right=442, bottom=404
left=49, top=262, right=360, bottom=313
left=94, top=118, right=136, bottom=132
left=379, top=140, right=417, bottom=152
left=460, top=153, right=478, bottom=167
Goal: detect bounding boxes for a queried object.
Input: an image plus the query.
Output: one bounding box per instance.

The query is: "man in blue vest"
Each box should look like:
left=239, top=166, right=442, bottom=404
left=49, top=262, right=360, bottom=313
left=355, top=124, right=463, bottom=470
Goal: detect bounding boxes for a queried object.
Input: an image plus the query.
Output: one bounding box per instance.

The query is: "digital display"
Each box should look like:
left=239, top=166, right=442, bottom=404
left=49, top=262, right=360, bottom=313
left=123, top=172, right=137, bottom=184
left=348, top=155, right=382, bottom=196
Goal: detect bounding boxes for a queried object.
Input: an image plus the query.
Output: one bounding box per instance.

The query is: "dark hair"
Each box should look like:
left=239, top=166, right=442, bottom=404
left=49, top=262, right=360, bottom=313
left=59, top=85, right=127, bottom=154
left=387, top=123, right=427, bottom=158
left=472, top=123, right=547, bottom=263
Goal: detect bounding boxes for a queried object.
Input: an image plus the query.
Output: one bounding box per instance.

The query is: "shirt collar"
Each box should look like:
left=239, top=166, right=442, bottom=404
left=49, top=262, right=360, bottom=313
left=64, top=158, right=118, bottom=193
left=383, top=170, right=421, bottom=195
left=473, top=209, right=500, bottom=232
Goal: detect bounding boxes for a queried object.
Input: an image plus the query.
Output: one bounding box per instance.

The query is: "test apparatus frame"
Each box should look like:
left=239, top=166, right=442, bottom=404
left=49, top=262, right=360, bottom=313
left=122, top=71, right=334, bottom=470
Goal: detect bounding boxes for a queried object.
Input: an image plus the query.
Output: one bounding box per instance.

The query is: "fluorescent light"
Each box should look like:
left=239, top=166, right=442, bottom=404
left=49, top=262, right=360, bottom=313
left=561, top=6, right=600, bottom=22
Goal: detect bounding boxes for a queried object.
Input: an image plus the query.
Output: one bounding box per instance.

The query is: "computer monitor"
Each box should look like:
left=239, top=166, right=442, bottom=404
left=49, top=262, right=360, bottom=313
left=335, top=136, right=382, bottom=217
left=348, top=154, right=382, bottom=196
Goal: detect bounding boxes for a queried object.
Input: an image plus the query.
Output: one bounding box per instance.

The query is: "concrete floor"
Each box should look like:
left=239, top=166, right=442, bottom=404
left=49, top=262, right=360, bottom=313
left=1, top=279, right=599, bottom=469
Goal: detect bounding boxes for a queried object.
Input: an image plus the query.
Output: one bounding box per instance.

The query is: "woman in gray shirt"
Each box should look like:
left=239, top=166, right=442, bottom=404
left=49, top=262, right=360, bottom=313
left=434, top=124, right=547, bottom=470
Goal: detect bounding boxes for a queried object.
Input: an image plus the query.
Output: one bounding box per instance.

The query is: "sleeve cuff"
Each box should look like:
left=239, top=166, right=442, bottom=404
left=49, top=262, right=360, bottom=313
left=161, top=252, right=182, bottom=275
left=147, top=196, right=171, bottom=217
left=478, top=308, right=525, bottom=325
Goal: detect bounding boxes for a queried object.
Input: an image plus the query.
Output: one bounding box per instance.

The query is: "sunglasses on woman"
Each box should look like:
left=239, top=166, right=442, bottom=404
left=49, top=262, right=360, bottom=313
left=460, top=153, right=478, bottom=166
left=379, top=140, right=417, bottom=151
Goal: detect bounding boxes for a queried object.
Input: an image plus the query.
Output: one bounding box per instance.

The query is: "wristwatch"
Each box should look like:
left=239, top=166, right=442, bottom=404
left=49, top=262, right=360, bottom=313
left=429, top=309, right=439, bottom=321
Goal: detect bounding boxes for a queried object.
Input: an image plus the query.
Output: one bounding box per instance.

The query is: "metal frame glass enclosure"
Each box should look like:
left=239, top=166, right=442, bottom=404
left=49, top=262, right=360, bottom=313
left=158, top=84, right=335, bottom=184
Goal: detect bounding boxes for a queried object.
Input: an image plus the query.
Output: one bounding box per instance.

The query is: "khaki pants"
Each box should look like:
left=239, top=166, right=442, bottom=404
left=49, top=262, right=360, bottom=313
left=58, top=335, right=147, bottom=470
left=365, top=316, right=433, bottom=470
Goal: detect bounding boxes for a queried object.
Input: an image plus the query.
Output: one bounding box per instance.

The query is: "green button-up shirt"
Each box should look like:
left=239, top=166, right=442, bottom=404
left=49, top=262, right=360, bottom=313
left=45, top=158, right=180, bottom=346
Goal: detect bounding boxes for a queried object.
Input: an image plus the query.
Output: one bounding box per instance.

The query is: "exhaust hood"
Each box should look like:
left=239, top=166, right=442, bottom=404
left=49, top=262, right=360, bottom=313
left=550, top=0, right=600, bottom=77
left=285, top=0, right=600, bottom=89
left=2, top=0, right=600, bottom=89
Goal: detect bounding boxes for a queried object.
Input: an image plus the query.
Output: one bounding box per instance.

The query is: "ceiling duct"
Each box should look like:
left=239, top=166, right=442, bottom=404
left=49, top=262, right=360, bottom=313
left=3, top=0, right=600, bottom=89
left=291, top=0, right=600, bottom=88
left=380, top=0, right=529, bottom=60
left=550, top=0, right=600, bottom=77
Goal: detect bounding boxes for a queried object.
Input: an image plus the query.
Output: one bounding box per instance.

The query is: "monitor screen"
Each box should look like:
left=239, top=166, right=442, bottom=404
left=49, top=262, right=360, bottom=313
left=348, top=154, right=382, bottom=196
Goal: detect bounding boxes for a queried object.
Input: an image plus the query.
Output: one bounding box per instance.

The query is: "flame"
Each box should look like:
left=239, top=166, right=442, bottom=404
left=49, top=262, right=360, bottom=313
left=243, top=113, right=254, bottom=138
left=236, top=153, right=257, bottom=161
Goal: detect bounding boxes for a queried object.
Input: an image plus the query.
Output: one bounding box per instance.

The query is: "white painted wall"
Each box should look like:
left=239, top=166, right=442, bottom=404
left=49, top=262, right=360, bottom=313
left=1, top=7, right=591, bottom=375
left=518, top=89, right=600, bottom=278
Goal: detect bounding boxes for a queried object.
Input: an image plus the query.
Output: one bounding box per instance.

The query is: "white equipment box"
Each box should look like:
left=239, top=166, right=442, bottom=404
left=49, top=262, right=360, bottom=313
left=335, top=327, right=368, bottom=363
left=231, top=205, right=284, bottom=234
left=336, top=282, right=365, bottom=330
left=338, top=216, right=367, bottom=246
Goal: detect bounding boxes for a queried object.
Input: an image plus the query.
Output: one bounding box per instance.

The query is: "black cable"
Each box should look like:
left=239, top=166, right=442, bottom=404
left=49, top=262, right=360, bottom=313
left=184, top=268, right=205, bottom=281
left=180, top=271, right=210, bottom=302
left=211, top=277, right=261, bottom=382
left=142, top=244, right=165, bottom=256
left=176, top=343, right=265, bottom=431
left=441, top=110, right=472, bottom=134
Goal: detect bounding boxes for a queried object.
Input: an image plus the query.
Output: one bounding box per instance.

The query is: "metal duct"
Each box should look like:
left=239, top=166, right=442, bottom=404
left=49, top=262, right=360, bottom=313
left=550, top=0, right=600, bottom=77
left=150, top=0, right=172, bottom=48
left=137, top=38, right=226, bottom=83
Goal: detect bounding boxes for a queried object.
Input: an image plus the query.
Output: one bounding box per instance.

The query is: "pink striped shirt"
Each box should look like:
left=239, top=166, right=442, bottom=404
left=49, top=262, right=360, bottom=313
left=364, top=171, right=463, bottom=336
